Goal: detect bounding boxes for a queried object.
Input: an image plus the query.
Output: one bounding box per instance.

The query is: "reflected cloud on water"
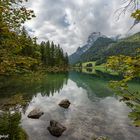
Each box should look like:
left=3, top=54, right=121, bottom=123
left=0, top=71, right=139, bottom=140
left=22, top=79, right=140, bottom=140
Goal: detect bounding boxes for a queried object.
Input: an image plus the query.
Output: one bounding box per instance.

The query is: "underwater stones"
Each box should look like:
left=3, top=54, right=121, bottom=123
left=28, top=108, right=44, bottom=119
left=59, top=99, right=71, bottom=109
left=93, top=125, right=100, bottom=132
left=0, top=110, right=4, bottom=117
left=93, top=136, right=109, bottom=140
left=47, top=99, right=70, bottom=137
left=47, top=120, right=66, bottom=137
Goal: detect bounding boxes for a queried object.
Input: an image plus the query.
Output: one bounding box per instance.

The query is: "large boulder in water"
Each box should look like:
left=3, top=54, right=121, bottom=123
left=47, top=120, right=66, bottom=137
left=59, top=99, right=71, bottom=109
left=27, top=109, right=44, bottom=119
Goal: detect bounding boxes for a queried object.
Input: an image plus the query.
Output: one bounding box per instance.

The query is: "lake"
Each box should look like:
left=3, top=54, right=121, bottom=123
left=0, top=71, right=140, bottom=140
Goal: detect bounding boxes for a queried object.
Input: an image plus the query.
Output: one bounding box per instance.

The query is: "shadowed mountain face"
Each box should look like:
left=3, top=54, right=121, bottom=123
left=69, top=32, right=108, bottom=64
left=69, top=32, right=140, bottom=65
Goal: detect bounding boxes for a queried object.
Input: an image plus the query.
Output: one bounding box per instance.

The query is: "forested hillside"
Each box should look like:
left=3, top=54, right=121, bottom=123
left=0, top=1, right=68, bottom=75
left=80, top=37, right=115, bottom=65
left=101, top=32, right=140, bottom=64
left=69, top=32, right=140, bottom=65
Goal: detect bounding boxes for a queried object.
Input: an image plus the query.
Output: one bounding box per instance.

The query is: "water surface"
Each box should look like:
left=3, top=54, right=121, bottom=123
left=0, top=71, right=140, bottom=140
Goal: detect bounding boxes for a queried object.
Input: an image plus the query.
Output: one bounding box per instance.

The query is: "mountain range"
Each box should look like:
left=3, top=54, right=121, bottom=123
left=69, top=32, right=140, bottom=65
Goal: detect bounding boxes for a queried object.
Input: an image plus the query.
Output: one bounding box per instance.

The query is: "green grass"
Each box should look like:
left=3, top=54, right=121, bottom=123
left=75, top=61, right=118, bottom=75
left=95, top=64, right=118, bottom=75
left=74, top=61, right=118, bottom=75
left=95, top=65, right=106, bottom=71
left=82, top=61, right=96, bottom=67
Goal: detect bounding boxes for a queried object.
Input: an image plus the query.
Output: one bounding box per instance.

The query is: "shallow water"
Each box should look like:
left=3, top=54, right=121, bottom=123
left=20, top=72, right=140, bottom=140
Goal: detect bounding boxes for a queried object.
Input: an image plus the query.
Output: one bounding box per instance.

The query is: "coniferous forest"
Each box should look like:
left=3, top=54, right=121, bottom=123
left=0, top=0, right=68, bottom=75
left=0, top=26, right=69, bottom=75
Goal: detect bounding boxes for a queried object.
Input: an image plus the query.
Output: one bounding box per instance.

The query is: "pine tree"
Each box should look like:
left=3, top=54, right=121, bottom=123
left=40, top=41, right=45, bottom=64
left=65, top=53, right=69, bottom=66
left=50, top=41, right=55, bottom=66
left=45, top=41, right=51, bottom=66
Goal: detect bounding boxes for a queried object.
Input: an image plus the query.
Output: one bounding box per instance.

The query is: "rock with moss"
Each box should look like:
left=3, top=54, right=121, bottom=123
left=59, top=99, right=71, bottom=109
left=47, top=120, right=66, bottom=137
left=28, top=109, right=44, bottom=119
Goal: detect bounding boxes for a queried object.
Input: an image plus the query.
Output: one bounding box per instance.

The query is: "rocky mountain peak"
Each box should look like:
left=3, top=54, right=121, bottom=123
left=69, top=31, right=108, bottom=64
left=81, top=32, right=106, bottom=53
left=87, top=32, right=106, bottom=45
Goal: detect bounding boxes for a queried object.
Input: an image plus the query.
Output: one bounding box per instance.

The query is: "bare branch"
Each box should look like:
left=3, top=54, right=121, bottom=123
left=115, top=0, right=139, bottom=21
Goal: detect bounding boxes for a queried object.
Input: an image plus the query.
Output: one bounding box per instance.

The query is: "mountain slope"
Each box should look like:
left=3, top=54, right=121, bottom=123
left=98, top=32, right=140, bottom=64
left=69, top=32, right=140, bottom=65
left=69, top=32, right=107, bottom=64
left=80, top=37, right=115, bottom=63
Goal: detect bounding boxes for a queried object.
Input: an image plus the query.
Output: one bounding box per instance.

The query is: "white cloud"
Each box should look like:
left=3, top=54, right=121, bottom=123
left=25, top=0, right=140, bottom=55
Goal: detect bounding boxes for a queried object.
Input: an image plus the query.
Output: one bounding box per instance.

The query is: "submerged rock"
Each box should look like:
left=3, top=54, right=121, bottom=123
left=27, top=109, right=44, bottom=119
left=0, top=110, right=4, bottom=117
left=59, top=99, right=71, bottom=109
left=93, top=136, right=110, bottom=140
left=47, top=120, right=66, bottom=137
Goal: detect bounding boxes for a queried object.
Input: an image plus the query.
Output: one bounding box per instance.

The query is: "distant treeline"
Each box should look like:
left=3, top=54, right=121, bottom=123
left=0, top=26, right=69, bottom=75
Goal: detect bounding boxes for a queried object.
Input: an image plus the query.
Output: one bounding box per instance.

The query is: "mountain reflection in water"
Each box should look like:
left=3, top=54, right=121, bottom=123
left=0, top=71, right=140, bottom=140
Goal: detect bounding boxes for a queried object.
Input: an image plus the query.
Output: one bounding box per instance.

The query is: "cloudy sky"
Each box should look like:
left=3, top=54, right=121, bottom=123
left=25, top=0, right=140, bottom=55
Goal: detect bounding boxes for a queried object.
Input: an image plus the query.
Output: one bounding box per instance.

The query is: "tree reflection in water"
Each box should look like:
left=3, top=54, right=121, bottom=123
left=0, top=72, right=69, bottom=102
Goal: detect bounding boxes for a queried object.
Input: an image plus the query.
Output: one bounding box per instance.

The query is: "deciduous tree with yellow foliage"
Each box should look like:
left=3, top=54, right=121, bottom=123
left=106, top=50, right=140, bottom=126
